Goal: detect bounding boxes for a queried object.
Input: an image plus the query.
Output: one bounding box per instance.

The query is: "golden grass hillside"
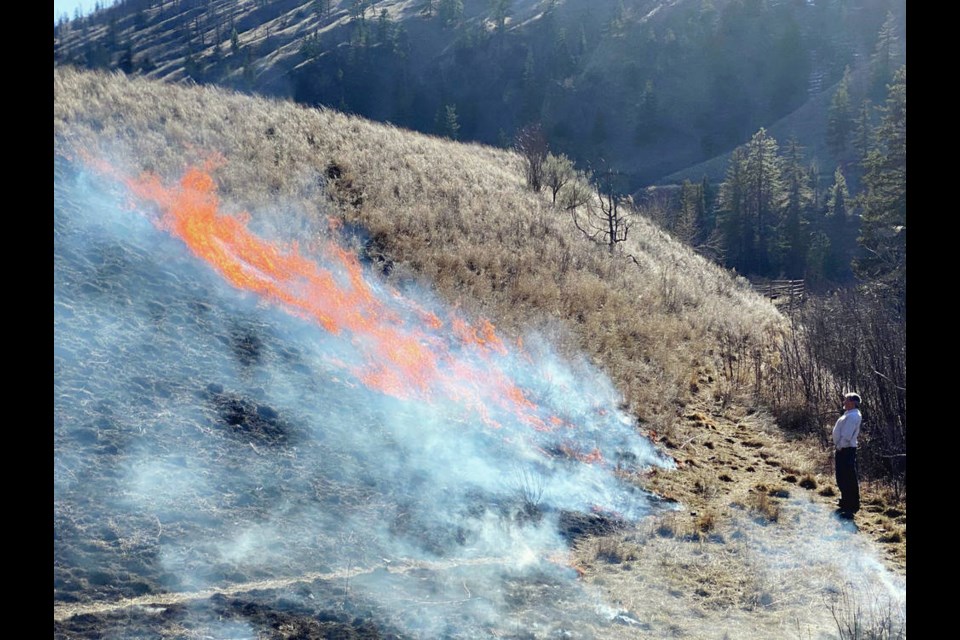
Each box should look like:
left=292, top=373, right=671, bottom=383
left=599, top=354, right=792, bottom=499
left=54, top=66, right=785, bottom=433
left=55, top=68, right=906, bottom=639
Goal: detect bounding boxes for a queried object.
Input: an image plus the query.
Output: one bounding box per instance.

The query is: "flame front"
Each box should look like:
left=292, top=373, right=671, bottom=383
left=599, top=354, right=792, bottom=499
left=122, top=163, right=565, bottom=438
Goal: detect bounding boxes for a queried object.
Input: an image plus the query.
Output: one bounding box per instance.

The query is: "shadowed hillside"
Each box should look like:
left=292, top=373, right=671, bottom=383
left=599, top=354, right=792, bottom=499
left=54, top=0, right=906, bottom=188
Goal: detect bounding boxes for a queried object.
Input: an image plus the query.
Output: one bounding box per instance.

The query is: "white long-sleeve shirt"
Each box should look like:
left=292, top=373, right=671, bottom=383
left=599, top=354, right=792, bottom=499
left=833, top=408, right=861, bottom=450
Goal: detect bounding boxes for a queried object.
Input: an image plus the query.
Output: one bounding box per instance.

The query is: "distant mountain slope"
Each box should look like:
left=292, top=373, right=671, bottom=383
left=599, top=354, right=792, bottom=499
left=54, top=0, right=905, bottom=188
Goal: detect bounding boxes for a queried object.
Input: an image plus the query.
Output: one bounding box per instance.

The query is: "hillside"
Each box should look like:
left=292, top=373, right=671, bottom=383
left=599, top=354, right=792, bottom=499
left=54, top=0, right=906, bottom=189
left=54, top=68, right=905, bottom=639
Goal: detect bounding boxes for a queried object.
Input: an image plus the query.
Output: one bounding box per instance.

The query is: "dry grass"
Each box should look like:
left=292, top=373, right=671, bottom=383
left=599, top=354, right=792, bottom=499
left=54, top=67, right=786, bottom=429
left=750, top=491, right=782, bottom=523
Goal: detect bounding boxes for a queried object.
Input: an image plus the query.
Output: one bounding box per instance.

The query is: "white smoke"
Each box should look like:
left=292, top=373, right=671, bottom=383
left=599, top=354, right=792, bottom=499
left=54, top=156, right=673, bottom=636
left=55, top=152, right=908, bottom=638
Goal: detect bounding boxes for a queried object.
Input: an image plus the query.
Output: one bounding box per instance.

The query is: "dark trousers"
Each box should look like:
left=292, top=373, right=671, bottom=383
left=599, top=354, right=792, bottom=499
left=835, top=447, right=860, bottom=513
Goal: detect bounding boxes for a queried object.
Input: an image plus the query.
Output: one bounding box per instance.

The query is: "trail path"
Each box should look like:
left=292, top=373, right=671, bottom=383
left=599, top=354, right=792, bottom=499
left=636, top=393, right=906, bottom=573
left=54, top=556, right=508, bottom=622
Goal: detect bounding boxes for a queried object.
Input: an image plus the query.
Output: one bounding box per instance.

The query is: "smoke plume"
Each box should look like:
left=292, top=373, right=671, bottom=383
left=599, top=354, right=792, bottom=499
left=54, top=155, right=673, bottom=636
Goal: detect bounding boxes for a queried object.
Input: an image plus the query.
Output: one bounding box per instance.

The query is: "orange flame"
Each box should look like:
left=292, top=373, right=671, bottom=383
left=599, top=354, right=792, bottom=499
left=96, top=160, right=602, bottom=459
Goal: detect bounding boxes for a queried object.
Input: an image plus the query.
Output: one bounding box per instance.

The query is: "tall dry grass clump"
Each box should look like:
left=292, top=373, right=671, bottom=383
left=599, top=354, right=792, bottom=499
left=54, top=67, right=787, bottom=428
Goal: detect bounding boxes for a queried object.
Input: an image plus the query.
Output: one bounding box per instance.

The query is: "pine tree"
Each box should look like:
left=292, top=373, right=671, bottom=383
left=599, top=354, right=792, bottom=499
left=231, top=27, right=241, bottom=57
left=855, top=66, right=905, bottom=297
left=717, top=147, right=750, bottom=272
left=717, top=129, right=788, bottom=275
left=869, top=12, right=900, bottom=100
left=490, top=0, right=512, bottom=37
left=419, top=0, right=436, bottom=18
left=313, top=0, right=333, bottom=19
left=634, top=80, right=658, bottom=146
left=119, top=42, right=136, bottom=74
left=674, top=180, right=701, bottom=246
left=826, top=67, right=852, bottom=158
left=777, top=138, right=812, bottom=278
left=436, top=104, right=460, bottom=139
left=741, top=128, right=784, bottom=274
left=852, top=99, right=874, bottom=163
left=827, top=167, right=850, bottom=221
left=806, top=230, right=831, bottom=285
left=824, top=166, right=854, bottom=281
left=438, top=0, right=464, bottom=28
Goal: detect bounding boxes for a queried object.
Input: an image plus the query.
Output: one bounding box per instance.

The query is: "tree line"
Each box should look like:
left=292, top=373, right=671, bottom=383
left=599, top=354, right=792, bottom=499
left=654, top=64, right=904, bottom=301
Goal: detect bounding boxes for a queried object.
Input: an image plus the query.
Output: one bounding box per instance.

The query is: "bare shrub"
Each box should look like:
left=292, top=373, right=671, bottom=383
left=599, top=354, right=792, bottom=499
left=826, top=583, right=906, bottom=640
left=765, top=288, right=906, bottom=494
left=514, top=122, right=548, bottom=192
left=511, top=466, right=545, bottom=521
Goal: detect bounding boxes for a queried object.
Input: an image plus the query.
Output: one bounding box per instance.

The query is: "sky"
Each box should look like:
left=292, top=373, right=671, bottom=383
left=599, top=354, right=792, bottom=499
left=54, top=0, right=98, bottom=23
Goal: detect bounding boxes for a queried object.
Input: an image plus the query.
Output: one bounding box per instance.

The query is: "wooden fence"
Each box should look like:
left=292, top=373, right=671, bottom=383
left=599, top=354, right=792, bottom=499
left=751, top=279, right=805, bottom=310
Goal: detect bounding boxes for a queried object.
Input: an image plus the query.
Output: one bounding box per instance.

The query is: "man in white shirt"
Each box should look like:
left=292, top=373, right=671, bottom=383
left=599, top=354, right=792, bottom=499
left=833, top=392, right=862, bottom=518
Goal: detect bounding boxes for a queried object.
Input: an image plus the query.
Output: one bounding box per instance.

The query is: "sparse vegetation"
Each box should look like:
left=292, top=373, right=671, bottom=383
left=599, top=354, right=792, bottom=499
left=749, top=492, right=781, bottom=523
left=694, top=511, right=716, bottom=536
left=827, top=583, right=906, bottom=640
left=767, top=288, right=906, bottom=496
left=588, top=536, right=641, bottom=565
left=511, top=466, right=545, bottom=521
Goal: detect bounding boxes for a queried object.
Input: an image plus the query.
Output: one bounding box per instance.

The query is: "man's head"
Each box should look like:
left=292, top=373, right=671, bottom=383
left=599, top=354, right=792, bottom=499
left=843, top=393, right=861, bottom=410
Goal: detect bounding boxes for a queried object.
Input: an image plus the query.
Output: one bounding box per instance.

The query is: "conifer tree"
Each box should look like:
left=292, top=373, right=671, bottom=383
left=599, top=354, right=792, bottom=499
left=231, top=27, right=241, bottom=57
left=717, top=129, right=787, bottom=275
left=438, top=0, right=464, bottom=27
left=436, top=104, right=460, bottom=139
left=717, top=147, right=749, bottom=272
left=742, top=128, right=783, bottom=274
left=777, top=138, right=812, bottom=278
left=490, top=0, right=512, bottom=39
left=673, top=180, right=700, bottom=245
left=827, top=67, right=852, bottom=157
left=869, top=12, right=900, bottom=100
left=856, top=66, right=905, bottom=297
left=824, top=166, right=854, bottom=282
left=852, top=99, right=874, bottom=164
left=119, top=42, right=136, bottom=74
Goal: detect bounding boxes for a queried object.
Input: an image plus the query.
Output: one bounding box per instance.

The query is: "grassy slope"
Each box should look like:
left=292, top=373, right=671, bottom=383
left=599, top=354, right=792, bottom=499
left=54, top=68, right=904, bottom=637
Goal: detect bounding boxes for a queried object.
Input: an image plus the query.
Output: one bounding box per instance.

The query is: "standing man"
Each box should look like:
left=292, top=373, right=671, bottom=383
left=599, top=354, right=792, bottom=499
left=833, top=392, right=862, bottom=518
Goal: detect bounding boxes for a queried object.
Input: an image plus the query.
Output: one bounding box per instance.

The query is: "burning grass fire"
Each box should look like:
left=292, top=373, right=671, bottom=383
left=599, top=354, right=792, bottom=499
left=54, top=155, right=673, bottom=637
